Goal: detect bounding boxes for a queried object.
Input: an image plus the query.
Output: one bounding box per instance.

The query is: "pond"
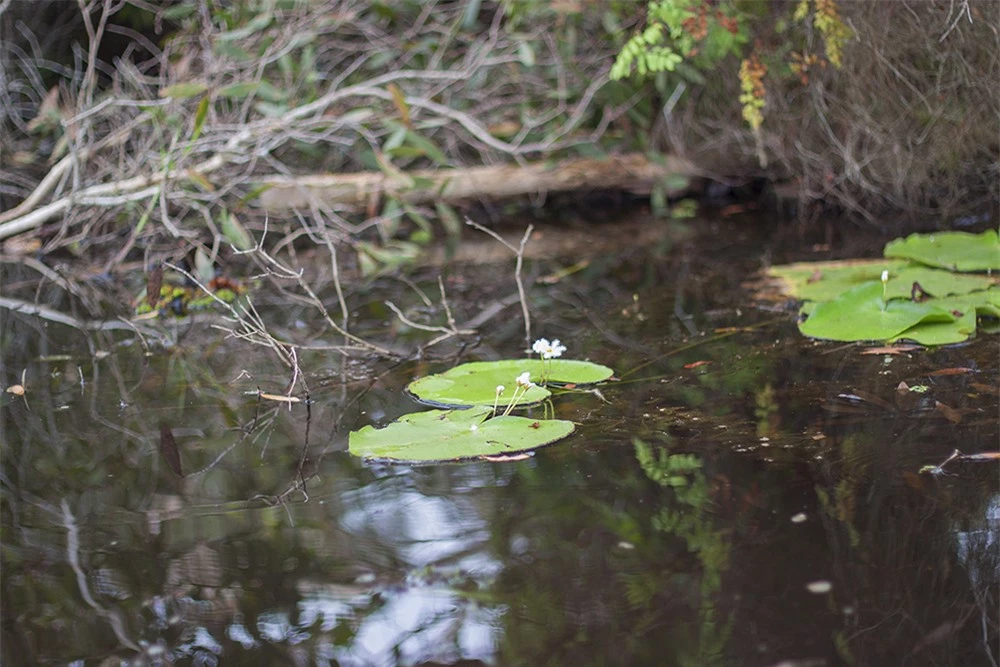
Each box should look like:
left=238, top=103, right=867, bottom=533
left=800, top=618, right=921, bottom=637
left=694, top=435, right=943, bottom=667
left=2, top=211, right=997, bottom=666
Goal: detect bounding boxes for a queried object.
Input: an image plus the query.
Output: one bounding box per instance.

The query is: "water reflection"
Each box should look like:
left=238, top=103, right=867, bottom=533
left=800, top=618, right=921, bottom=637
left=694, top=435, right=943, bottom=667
left=2, top=215, right=997, bottom=665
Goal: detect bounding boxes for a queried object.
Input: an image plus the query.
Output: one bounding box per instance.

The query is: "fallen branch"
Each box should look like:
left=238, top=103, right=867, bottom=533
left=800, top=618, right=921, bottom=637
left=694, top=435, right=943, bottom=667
left=257, top=153, right=696, bottom=211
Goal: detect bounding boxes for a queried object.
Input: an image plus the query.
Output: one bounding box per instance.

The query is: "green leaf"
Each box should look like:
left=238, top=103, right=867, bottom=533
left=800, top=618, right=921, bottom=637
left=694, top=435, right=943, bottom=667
left=884, top=230, right=1000, bottom=271
left=159, top=82, right=208, bottom=99
left=407, top=359, right=614, bottom=408
left=162, top=3, right=196, bottom=20
left=435, top=201, right=462, bottom=237
left=254, top=81, right=286, bottom=103
left=799, top=282, right=956, bottom=342
left=220, top=210, right=254, bottom=251
left=189, top=96, right=209, bottom=143
left=348, top=406, right=575, bottom=463
left=403, top=130, right=449, bottom=166
left=213, top=41, right=254, bottom=61
left=886, top=265, right=997, bottom=299
left=215, top=11, right=273, bottom=42
left=217, top=82, right=261, bottom=99
left=768, top=259, right=910, bottom=302
left=889, top=289, right=1000, bottom=345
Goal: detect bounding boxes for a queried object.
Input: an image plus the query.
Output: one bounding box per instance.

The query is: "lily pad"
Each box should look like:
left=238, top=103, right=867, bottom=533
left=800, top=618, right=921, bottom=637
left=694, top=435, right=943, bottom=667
left=407, top=359, right=613, bottom=408
left=768, top=259, right=909, bottom=302
left=348, top=406, right=575, bottom=463
left=889, top=290, right=1000, bottom=345
left=886, top=266, right=997, bottom=299
left=884, top=230, right=1000, bottom=271
left=799, top=282, right=956, bottom=342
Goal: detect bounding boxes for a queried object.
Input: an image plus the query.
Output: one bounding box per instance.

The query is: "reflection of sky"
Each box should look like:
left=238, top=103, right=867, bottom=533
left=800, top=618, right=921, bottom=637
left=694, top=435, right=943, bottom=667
left=340, top=476, right=501, bottom=572
left=283, top=474, right=505, bottom=665
left=349, top=589, right=501, bottom=666
left=954, top=492, right=1000, bottom=588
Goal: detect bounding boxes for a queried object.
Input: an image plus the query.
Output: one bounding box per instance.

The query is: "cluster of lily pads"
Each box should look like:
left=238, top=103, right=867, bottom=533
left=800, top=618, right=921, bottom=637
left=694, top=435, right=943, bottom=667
left=767, top=230, right=1000, bottom=345
left=348, top=339, right=614, bottom=464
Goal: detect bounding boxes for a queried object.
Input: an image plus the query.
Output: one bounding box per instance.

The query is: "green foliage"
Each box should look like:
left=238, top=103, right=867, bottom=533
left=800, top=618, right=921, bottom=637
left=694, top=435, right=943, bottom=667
left=611, top=1, right=745, bottom=81
left=612, top=0, right=854, bottom=136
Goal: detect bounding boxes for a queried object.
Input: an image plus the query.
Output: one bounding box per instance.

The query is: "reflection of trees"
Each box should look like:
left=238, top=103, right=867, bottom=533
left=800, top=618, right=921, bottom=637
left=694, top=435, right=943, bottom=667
left=484, top=435, right=737, bottom=666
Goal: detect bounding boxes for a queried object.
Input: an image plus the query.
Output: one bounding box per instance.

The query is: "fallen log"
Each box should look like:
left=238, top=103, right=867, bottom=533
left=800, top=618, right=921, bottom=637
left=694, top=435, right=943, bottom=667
left=0, top=152, right=696, bottom=242
left=256, top=153, right=698, bottom=212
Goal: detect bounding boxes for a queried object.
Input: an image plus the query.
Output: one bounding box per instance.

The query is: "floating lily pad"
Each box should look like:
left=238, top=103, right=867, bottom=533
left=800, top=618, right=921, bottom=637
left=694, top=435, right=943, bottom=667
left=884, top=230, right=1000, bottom=271
left=407, top=359, right=613, bottom=408
left=348, top=406, right=575, bottom=463
left=886, top=266, right=997, bottom=299
left=768, top=259, right=909, bottom=302
left=799, top=282, right=956, bottom=342
left=890, top=289, right=1000, bottom=345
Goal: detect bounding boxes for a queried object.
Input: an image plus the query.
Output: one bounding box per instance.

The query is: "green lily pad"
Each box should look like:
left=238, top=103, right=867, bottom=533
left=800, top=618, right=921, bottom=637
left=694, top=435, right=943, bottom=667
left=407, top=359, right=613, bottom=408
left=348, top=406, right=575, bottom=463
left=886, top=266, right=997, bottom=299
left=884, top=230, right=1000, bottom=271
left=799, top=282, right=956, bottom=342
left=768, top=259, right=909, bottom=302
left=889, top=289, right=1000, bottom=345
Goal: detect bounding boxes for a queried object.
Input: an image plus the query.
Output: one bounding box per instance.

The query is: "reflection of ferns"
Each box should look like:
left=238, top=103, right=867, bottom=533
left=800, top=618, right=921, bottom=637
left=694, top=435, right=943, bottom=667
left=635, top=438, right=701, bottom=488
left=633, top=437, right=734, bottom=663
left=622, top=571, right=660, bottom=609
left=634, top=438, right=729, bottom=596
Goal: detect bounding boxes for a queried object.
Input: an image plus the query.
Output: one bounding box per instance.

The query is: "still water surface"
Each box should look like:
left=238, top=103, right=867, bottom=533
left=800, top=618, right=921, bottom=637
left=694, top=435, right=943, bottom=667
left=2, top=213, right=997, bottom=666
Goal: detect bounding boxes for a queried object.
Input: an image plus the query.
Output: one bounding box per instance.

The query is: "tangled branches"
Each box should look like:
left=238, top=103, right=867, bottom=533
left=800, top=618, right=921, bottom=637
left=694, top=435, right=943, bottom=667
left=0, top=0, right=622, bottom=249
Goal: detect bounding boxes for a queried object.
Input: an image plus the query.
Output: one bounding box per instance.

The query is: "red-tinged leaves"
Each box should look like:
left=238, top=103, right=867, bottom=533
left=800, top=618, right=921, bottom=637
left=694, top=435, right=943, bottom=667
left=971, top=382, right=1000, bottom=397
left=909, top=281, right=930, bottom=302
left=926, top=367, right=975, bottom=376
left=146, top=264, right=163, bottom=308
left=934, top=401, right=965, bottom=424
left=684, top=361, right=712, bottom=369
left=159, top=423, right=183, bottom=476
left=957, top=451, right=1000, bottom=461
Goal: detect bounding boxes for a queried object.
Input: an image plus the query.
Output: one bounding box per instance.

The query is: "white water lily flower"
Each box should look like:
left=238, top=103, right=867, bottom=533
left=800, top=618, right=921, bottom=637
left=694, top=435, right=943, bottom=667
left=515, top=371, right=532, bottom=388
left=532, top=337, right=567, bottom=359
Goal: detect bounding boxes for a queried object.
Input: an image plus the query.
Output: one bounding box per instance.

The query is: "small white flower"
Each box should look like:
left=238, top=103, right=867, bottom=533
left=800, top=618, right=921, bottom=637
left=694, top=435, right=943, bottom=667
left=495, top=384, right=505, bottom=394
left=470, top=424, right=478, bottom=432
left=881, top=270, right=889, bottom=284
left=515, top=371, right=532, bottom=388
left=532, top=337, right=567, bottom=359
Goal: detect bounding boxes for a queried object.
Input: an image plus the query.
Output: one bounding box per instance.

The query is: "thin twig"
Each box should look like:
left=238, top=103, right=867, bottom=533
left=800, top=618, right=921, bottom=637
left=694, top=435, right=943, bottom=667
left=465, top=217, right=534, bottom=348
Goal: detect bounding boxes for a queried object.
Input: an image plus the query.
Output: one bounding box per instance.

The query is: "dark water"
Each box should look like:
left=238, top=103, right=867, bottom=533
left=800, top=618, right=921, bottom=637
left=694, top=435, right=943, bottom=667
left=2, top=213, right=998, bottom=666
